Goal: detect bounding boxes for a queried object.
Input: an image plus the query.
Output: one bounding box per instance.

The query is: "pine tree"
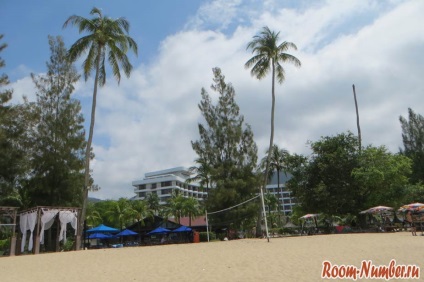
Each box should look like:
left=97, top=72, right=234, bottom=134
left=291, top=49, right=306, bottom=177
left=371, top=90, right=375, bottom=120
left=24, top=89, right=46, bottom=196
left=192, top=68, right=259, bottom=232
left=0, top=34, right=26, bottom=205
left=400, top=108, right=424, bottom=184
left=24, top=36, right=85, bottom=206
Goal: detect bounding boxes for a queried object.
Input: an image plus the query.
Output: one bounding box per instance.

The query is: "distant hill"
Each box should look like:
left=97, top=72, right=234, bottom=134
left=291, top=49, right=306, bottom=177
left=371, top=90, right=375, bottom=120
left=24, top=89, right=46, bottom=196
left=88, top=197, right=102, bottom=203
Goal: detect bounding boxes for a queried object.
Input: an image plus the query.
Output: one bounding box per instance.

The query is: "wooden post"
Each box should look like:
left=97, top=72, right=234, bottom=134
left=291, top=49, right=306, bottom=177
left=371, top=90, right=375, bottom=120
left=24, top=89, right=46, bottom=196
left=9, top=208, right=17, bottom=256
left=34, top=208, right=41, bottom=254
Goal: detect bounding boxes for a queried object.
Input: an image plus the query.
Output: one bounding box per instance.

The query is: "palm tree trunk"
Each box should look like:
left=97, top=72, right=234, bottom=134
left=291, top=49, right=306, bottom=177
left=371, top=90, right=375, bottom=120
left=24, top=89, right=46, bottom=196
left=352, top=84, right=361, bottom=152
left=277, top=168, right=283, bottom=224
left=257, top=62, right=275, bottom=240
left=77, top=51, right=101, bottom=248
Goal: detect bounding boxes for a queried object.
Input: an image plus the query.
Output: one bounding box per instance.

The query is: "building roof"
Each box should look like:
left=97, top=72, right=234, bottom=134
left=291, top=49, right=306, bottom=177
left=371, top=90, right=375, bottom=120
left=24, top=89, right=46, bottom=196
left=170, top=216, right=207, bottom=227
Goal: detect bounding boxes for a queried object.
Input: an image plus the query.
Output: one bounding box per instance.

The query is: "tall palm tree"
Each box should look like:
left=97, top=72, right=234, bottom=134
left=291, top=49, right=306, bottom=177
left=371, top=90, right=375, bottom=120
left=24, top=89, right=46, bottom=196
left=260, top=145, right=289, bottom=216
left=245, top=26, right=300, bottom=237
left=63, top=7, right=138, bottom=241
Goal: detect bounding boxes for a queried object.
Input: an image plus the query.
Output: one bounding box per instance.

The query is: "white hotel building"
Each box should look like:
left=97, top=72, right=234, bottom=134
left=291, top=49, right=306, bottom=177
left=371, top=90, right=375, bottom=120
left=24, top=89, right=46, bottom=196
left=132, top=167, right=206, bottom=204
left=132, top=167, right=296, bottom=214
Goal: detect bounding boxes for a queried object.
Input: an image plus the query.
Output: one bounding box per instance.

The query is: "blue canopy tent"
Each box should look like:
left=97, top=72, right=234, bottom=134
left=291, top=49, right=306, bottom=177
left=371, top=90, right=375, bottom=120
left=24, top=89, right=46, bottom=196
left=171, top=225, right=193, bottom=243
left=88, top=233, right=112, bottom=239
left=114, top=229, right=138, bottom=237
left=173, top=225, right=192, bottom=232
left=147, top=227, right=170, bottom=235
left=86, top=224, right=119, bottom=233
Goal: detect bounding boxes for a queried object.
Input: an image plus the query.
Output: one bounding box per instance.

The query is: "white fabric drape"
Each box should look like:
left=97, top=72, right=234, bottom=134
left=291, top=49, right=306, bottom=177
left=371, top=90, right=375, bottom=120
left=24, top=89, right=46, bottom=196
left=59, top=211, right=77, bottom=243
left=71, top=212, right=78, bottom=232
left=20, top=214, right=28, bottom=252
left=27, top=211, right=37, bottom=251
left=39, top=209, right=59, bottom=244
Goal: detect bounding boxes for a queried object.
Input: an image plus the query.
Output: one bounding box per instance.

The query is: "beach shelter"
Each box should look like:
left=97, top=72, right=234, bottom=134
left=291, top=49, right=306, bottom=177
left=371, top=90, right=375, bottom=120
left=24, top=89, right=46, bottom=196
left=147, top=227, right=170, bottom=235
left=398, top=203, right=424, bottom=212
left=299, top=214, right=320, bottom=235
left=173, top=225, right=192, bottom=232
left=114, top=229, right=138, bottom=237
left=86, top=224, right=119, bottom=233
left=360, top=206, right=393, bottom=214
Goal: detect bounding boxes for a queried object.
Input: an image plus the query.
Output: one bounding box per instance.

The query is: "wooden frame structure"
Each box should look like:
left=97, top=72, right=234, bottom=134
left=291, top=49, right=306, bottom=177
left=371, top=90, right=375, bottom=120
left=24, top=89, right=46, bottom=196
left=0, top=206, right=18, bottom=256
left=19, top=206, right=81, bottom=254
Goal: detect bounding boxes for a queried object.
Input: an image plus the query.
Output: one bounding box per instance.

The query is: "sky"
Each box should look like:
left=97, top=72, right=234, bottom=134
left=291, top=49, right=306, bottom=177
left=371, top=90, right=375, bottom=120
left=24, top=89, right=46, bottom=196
left=1, top=0, right=424, bottom=200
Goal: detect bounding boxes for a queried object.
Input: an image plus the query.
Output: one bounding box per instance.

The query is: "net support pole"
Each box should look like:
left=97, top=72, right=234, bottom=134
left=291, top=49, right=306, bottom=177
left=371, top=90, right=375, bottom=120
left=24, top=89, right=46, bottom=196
left=205, top=211, right=210, bottom=242
left=260, top=186, right=270, bottom=242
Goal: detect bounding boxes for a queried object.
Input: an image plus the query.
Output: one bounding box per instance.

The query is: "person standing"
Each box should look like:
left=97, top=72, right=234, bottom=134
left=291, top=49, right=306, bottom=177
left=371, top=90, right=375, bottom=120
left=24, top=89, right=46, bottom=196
left=406, top=211, right=417, bottom=236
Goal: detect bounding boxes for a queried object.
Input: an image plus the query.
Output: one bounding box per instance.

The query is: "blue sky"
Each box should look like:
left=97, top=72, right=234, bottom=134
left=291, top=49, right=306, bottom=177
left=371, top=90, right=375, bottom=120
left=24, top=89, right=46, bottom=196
left=1, top=0, right=424, bottom=200
left=1, top=0, right=202, bottom=79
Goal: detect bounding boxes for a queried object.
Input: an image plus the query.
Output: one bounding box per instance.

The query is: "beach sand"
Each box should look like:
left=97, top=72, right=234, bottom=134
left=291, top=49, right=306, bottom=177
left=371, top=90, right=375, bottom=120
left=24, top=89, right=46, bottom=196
left=0, top=232, right=422, bottom=282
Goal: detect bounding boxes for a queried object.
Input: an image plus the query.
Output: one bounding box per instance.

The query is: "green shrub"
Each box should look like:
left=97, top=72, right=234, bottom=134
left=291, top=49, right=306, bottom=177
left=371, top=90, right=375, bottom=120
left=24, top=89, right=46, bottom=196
left=199, top=232, right=216, bottom=242
left=0, top=238, right=10, bottom=250
left=62, top=239, right=74, bottom=251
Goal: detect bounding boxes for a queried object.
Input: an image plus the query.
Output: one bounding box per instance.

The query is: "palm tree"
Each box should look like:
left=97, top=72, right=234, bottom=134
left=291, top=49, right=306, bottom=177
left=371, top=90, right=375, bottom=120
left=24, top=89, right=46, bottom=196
left=85, top=202, right=102, bottom=228
left=128, top=200, right=153, bottom=241
left=106, top=198, right=130, bottom=230
left=146, top=193, right=161, bottom=216
left=245, top=26, right=300, bottom=237
left=182, top=197, right=202, bottom=226
left=63, top=7, right=138, bottom=241
left=165, top=192, right=185, bottom=224
left=264, top=192, right=278, bottom=227
left=187, top=157, right=212, bottom=195
left=260, top=145, right=289, bottom=216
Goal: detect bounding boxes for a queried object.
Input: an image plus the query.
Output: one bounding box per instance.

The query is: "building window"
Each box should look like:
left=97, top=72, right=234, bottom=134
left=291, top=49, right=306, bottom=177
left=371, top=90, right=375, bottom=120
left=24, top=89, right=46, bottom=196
left=151, top=183, right=157, bottom=189
left=161, top=189, right=171, bottom=195
left=161, top=181, right=172, bottom=187
left=139, top=184, right=146, bottom=190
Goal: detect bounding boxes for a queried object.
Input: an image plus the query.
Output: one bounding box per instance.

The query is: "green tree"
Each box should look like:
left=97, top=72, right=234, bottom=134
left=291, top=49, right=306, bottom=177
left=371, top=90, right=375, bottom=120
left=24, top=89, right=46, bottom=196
left=352, top=145, right=412, bottom=207
left=192, top=68, right=260, bottom=232
left=187, top=156, right=212, bottom=195
left=86, top=202, right=102, bottom=228
left=182, top=197, right=202, bottom=226
left=264, top=191, right=278, bottom=227
left=287, top=132, right=361, bottom=215
left=146, top=193, right=161, bottom=216
left=63, top=7, right=138, bottom=237
left=25, top=36, right=85, bottom=207
left=127, top=200, right=153, bottom=239
left=245, top=26, right=300, bottom=235
left=260, top=145, right=290, bottom=215
left=0, top=35, right=12, bottom=105
left=0, top=35, right=29, bottom=204
left=399, top=108, right=424, bottom=184
left=165, top=192, right=185, bottom=224
left=106, top=198, right=131, bottom=230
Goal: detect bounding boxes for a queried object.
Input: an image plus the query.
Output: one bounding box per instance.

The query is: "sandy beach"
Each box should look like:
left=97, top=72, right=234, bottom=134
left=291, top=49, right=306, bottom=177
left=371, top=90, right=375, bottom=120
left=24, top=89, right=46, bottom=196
left=0, top=232, right=422, bottom=282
